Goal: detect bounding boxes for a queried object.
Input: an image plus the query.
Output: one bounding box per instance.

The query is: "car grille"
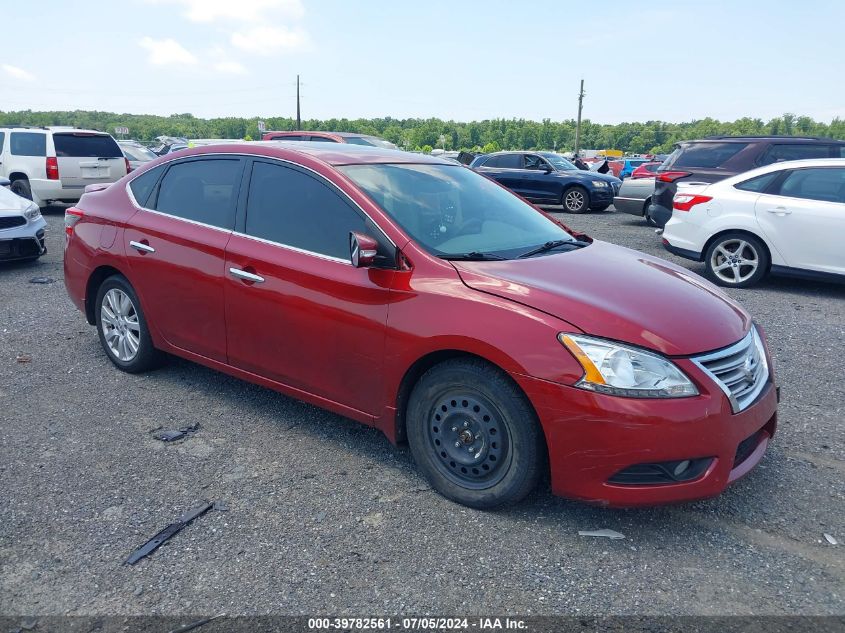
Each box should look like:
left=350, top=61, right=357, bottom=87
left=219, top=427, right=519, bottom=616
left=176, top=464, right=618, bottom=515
left=691, top=328, right=769, bottom=413
left=0, top=216, right=27, bottom=230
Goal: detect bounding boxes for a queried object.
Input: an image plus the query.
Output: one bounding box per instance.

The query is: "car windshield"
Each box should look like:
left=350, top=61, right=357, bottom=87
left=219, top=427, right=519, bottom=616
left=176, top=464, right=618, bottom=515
left=541, top=154, right=578, bottom=170
left=344, top=136, right=398, bottom=150
left=339, top=163, right=575, bottom=259
left=121, top=144, right=157, bottom=161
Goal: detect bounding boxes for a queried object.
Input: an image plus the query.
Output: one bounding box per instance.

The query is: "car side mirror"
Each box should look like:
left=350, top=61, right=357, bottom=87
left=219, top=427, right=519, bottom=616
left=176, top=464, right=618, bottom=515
left=543, top=164, right=554, bottom=173
left=350, top=231, right=379, bottom=268
left=0, top=178, right=10, bottom=188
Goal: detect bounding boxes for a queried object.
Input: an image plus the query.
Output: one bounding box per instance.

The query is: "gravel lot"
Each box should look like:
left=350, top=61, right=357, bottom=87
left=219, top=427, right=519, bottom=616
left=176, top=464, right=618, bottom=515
left=1, top=205, right=843, bottom=617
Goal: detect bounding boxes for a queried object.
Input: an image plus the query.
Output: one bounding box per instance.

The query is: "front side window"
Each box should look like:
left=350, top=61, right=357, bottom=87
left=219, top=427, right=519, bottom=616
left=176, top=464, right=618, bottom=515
left=524, top=155, right=545, bottom=170
left=53, top=133, right=121, bottom=157
left=735, top=171, right=780, bottom=193
left=340, top=163, right=576, bottom=259
left=776, top=168, right=845, bottom=204
left=10, top=132, right=46, bottom=157
left=245, top=161, right=370, bottom=259
left=153, top=159, right=242, bottom=229
left=541, top=154, right=578, bottom=170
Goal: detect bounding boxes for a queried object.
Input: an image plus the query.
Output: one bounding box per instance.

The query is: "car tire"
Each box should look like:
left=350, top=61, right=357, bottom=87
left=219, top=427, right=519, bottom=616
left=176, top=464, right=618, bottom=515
left=561, top=186, right=590, bottom=213
left=704, top=232, right=769, bottom=288
left=406, top=359, right=545, bottom=509
left=95, top=275, right=162, bottom=373
left=10, top=179, right=32, bottom=201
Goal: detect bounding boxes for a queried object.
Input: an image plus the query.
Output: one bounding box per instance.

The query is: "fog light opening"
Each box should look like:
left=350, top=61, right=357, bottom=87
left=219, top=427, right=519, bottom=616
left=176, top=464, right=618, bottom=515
left=673, top=460, right=691, bottom=477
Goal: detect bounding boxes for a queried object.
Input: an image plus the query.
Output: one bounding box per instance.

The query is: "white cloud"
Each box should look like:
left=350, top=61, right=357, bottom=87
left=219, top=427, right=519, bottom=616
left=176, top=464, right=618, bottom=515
left=231, top=25, right=309, bottom=55
left=2, top=64, right=36, bottom=82
left=138, top=37, right=198, bottom=66
left=146, top=0, right=304, bottom=23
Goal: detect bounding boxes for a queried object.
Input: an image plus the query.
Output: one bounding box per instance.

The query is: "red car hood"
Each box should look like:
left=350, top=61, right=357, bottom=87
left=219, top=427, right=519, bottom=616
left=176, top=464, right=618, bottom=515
left=452, top=240, right=750, bottom=356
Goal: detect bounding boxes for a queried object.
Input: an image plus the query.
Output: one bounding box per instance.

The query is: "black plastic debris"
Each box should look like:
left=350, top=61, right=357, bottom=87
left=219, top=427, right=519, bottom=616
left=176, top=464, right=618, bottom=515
left=29, top=277, right=55, bottom=284
left=166, top=613, right=226, bottom=633
left=152, top=422, right=200, bottom=442
left=124, top=501, right=214, bottom=565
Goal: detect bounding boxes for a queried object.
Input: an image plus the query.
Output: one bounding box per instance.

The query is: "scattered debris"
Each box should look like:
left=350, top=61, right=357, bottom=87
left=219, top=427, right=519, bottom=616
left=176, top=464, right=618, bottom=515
left=20, top=617, right=37, bottom=631
left=124, top=501, right=214, bottom=565
left=166, top=613, right=226, bottom=633
left=29, top=277, right=55, bottom=284
left=15, top=354, right=32, bottom=363
left=152, top=422, right=200, bottom=442
left=315, top=511, right=327, bottom=523
left=133, top=585, right=144, bottom=596
left=824, top=533, right=838, bottom=545
left=578, top=529, right=625, bottom=540
left=362, top=512, right=384, bottom=527
left=213, top=501, right=229, bottom=512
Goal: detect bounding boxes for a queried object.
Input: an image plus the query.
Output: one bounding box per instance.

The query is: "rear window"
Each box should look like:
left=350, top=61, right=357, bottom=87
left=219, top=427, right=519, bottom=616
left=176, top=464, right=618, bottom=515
left=121, top=144, right=157, bottom=162
left=10, top=132, right=47, bottom=156
left=54, top=133, right=121, bottom=158
left=483, top=154, right=522, bottom=168
left=664, top=142, right=749, bottom=169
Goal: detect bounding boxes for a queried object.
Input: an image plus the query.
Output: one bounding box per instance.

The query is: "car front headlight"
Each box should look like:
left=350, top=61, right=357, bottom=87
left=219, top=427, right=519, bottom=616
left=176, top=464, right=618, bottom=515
left=559, top=333, right=698, bottom=398
left=591, top=180, right=609, bottom=188
left=25, top=206, right=41, bottom=221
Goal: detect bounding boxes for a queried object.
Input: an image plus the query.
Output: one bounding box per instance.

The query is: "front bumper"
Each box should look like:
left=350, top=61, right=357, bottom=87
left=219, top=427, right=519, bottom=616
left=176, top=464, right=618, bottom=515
left=516, top=360, right=778, bottom=507
left=0, top=216, right=48, bottom=261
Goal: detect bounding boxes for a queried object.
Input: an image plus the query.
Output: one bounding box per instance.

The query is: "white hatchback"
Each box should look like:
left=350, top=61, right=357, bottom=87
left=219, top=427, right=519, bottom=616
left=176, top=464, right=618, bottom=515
left=662, top=158, right=845, bottom=288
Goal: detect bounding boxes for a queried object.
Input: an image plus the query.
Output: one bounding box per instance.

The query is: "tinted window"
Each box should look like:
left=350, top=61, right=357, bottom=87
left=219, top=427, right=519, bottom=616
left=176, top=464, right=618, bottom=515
left=524, top=155, right=545, bottom=170
left=666, top=142, right=749, bottom=169
left=308, top=136, right=338, bottom=142
left=154, top=159, right=242, bottom=229
left=645, top=163, right=660, bottom=173
left=270, top=134, right=306, bottom=141
left=10, top=132, right=46, bottom=156
left=0, top=132, right=4, bottom=152
left=245, top=161, right=367, bottom=259
left=735, top=172, right=780, bottom=193
left=758, top=143, right=839, bottom=165
left=54, top=134, right=121, bottom=158
left=776, top=168, right=845, bottom=203
left=129, top=165, right=165, bottom=207
left=483, top=154, right=521, bottom=168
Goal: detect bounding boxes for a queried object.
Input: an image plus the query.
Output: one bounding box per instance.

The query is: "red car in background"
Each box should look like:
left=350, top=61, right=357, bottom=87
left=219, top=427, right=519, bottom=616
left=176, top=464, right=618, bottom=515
left=63, top=143, right=777, bottom=509
left=262, top=130, right=397, bottom=149
left=631, top=161, right=664, bottom=179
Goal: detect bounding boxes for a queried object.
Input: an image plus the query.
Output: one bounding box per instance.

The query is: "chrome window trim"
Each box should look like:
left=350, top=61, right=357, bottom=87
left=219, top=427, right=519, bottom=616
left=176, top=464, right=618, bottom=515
left=123, top=151, right=398, bottom=264
left=691, top=326, right=770, bottom=414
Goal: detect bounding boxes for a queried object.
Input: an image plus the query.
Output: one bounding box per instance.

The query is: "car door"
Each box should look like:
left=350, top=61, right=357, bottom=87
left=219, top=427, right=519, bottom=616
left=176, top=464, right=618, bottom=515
left=754, top=166, right=845, bottom=275
left=124, top=156, right=245, bottom=362
left=520, top=154, right=558, bottom=202
left=224, top=159, right=395, bottom=416
left=474, top=154, right=525, bottom=194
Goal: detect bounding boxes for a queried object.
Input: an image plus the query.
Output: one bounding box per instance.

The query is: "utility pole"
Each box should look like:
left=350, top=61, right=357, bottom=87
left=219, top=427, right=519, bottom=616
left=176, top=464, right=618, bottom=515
left=574, top=79, right=585, bottom=156
left=296, top=74, right=301, bottom=131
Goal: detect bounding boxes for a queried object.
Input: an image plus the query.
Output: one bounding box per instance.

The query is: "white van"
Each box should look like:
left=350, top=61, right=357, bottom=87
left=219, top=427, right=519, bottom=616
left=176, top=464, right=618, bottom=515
left=0, top=126, right=128, bottom=208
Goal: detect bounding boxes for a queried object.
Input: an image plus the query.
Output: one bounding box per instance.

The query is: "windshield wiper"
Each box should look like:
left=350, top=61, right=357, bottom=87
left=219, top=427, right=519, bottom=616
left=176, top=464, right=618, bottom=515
left=442, top=251, right=507, bottom=261
left=517, top=239, right=589, bottom=259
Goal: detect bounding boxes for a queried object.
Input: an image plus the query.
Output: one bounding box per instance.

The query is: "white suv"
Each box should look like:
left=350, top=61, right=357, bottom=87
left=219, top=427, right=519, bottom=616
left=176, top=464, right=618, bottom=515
left=0, top=126, right=128, bottom=208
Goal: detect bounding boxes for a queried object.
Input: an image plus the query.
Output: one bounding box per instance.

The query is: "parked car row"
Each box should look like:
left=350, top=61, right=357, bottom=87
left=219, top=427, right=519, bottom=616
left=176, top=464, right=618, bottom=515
left=62, top=142, right=777, bottom=510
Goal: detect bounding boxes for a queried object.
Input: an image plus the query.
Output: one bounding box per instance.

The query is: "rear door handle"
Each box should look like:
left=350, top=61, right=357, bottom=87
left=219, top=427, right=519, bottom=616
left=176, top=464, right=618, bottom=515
left=766, top=207, right=791, bottom=215
left=129, top=240, right=155, bottom=253
left=229, top=267, right=265, bottom=283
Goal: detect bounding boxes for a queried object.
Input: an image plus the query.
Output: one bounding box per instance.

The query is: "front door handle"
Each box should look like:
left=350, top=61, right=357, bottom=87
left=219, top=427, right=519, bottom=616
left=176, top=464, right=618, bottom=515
left=129, top=240, right=155, bottom=253
left=229, top=267, right=265, bottom=283
left=766, top=207, right=791, bottom=215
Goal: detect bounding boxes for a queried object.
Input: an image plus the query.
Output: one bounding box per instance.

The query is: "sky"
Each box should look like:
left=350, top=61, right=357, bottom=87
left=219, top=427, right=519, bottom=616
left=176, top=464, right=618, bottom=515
left=1, top=0, right=844, bottom=125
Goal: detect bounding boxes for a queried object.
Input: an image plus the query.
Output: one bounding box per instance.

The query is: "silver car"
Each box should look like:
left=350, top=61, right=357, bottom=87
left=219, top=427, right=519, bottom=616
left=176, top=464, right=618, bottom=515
left=0, top=179, right=47, bottom=262
left=613, top=177, right=657, bottom=225
left=118, top=141, right=158, bottom=172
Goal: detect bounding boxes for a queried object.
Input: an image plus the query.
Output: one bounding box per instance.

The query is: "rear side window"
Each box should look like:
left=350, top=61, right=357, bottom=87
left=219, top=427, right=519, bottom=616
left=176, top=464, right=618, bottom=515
left=483, top=154, right=521, bottom=168
left=10, top=132, right=46, bottom=156
left=776, top=168, right=845, bottom=203
left=153, top=159, right=242, bottom=229
left=665, top=142, right=749, bottom=169
left=645, top=163, right=659, bottom=173
left=270, top=134, right=306, bottom=141
left=758, top=143, right=840, bottom=165
left=129, top=165, right=165, bottom=207
left=54, top=133, right=121, bottom=158
left=735, top=172, right=780, bottom=193
left=244, top=161, right=367, bottom=259
left=308, top=136, right=338, bottom=142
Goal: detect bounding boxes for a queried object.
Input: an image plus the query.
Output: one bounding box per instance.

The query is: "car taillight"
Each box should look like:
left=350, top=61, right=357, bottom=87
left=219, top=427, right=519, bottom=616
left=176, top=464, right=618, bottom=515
left=125, top=157, right=132, bottom=173
left=65, top=207, right=84, bottom=236
left=673, top=194, right=712, bottom=211
left=46, top=157, right=60, bottom=180
left=657, top=170, right=691, bottom=183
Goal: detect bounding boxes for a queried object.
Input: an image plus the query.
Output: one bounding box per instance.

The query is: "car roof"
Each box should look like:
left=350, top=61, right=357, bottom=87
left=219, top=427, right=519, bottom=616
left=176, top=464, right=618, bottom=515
left=685, top=135, right=845, bottom=144
left=267, top=130, right=371, bottom=139
left=166, top=141, right=453, bottom=166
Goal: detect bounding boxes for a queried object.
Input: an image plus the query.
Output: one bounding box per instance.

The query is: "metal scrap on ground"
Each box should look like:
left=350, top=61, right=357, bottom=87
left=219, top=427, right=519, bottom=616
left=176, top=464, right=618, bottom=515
left=578, top=529, right=626, bottom=540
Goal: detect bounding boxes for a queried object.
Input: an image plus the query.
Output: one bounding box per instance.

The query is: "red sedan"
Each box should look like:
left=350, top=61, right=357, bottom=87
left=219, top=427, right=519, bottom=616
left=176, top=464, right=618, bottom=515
left=631, top=161, right=664, bottom=179
left=63, top=144, right=778, bottom=509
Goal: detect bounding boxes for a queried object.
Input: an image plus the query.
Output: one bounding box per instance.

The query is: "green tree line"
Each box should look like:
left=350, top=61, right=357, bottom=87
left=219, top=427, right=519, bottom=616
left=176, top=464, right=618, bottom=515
left=1, top=110, right=842, bottom=154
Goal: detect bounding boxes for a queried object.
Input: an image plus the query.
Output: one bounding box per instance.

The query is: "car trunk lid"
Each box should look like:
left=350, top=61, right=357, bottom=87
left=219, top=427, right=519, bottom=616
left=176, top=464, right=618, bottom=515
left=53, top=133, right=126, bottom=188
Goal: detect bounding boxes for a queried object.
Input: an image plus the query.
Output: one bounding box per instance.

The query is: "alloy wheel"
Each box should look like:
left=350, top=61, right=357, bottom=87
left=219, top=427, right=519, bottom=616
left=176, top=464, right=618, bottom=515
left=100, top=288, right=141, bottom=362
left=564, top=189, right=585, bottom=212
left=710, top=239, right=759, bottom=285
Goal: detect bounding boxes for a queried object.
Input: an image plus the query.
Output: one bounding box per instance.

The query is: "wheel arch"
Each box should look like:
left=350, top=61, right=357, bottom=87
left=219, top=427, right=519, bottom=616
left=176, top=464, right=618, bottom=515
left=8, top=171, right=30, bottom=183
left=701, top=228, right=773, bottom=270
left=84, top=264, right=129, bottom=325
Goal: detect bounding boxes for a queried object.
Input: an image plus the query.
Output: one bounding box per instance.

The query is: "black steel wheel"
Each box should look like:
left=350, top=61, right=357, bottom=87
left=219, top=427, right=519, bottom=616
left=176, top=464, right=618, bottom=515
left=407, top=359, right=545, bottom=509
